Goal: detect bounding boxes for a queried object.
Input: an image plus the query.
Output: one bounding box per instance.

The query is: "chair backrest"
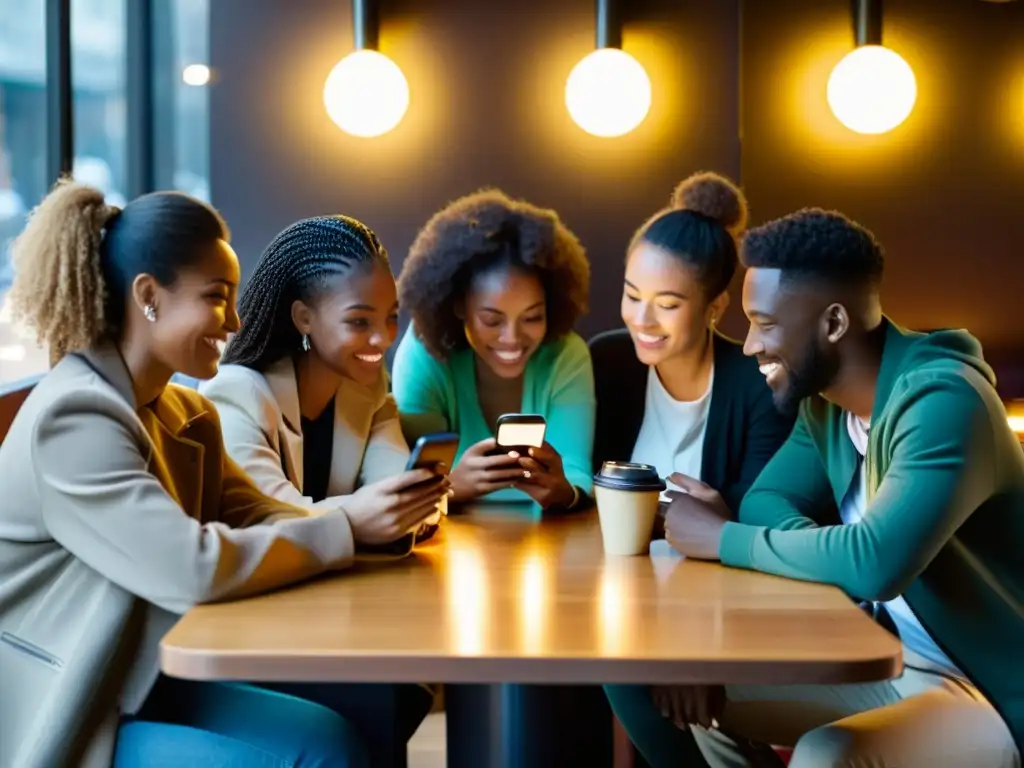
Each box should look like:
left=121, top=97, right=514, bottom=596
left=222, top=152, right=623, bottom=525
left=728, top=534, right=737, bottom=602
left=0, top=375, right=41, bottom=447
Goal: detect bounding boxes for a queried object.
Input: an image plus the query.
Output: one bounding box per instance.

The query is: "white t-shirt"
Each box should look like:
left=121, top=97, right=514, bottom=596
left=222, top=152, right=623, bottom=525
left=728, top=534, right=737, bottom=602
left=841, top=412, right=966, bottom=680
left=631, top=366, right=713, bottom=495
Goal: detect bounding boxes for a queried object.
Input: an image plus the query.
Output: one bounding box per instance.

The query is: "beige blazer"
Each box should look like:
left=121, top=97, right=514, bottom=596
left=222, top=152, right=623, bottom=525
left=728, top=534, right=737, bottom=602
left=0, top=345, right=356, bottom=768
left=199, top=358, right=410, bottom=510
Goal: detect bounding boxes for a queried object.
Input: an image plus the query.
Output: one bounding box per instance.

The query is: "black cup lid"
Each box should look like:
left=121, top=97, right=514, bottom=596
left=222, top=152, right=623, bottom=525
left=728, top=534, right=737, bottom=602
left=593, top=461, right=666, bottom=492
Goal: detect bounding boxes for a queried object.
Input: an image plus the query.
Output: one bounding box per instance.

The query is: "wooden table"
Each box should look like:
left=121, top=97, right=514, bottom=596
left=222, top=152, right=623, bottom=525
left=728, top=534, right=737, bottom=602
left=161, top=507, right=902, bottom=766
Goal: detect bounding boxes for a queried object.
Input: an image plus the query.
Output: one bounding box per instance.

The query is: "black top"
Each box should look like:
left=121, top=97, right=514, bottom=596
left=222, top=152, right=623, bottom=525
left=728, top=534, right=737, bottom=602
left=300, top=397, right=335, bottom=503
left=589, top=329, right=795, bottom=515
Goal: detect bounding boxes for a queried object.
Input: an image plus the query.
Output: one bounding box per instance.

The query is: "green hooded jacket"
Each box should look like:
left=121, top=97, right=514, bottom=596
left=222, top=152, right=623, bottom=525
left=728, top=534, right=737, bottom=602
left=720, top=320, right=1024, bottom=749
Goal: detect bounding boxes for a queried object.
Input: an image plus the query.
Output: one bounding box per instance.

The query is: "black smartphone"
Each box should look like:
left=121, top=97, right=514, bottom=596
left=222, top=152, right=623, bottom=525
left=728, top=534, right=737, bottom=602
left=355, top=432, right=459, bottom=559
left=490, top=414, right=547, bottom=457
left=405, top=432, right=460, bottom=475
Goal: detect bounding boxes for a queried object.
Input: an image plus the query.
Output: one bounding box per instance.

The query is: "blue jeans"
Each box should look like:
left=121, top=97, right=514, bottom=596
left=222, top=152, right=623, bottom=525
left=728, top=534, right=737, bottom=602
left=260, top=682, right=435, bottom=767
left=115, top=676, right=369, bottom=768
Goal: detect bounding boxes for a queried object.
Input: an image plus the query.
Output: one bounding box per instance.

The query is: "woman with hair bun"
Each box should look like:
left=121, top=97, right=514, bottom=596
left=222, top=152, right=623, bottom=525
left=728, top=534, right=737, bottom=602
left=596, top=173, right=795, bottom=766
left=592, top=171, right=793, bottom=508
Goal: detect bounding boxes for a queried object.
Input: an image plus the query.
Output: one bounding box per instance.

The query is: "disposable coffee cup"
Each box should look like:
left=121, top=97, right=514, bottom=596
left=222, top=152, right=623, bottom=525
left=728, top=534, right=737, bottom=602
left=593, top=462, right=666, bottom=556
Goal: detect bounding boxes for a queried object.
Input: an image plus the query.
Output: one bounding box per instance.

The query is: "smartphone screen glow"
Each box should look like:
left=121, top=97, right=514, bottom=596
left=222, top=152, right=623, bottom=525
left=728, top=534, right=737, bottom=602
left=496, top=422, right=546, bottom=448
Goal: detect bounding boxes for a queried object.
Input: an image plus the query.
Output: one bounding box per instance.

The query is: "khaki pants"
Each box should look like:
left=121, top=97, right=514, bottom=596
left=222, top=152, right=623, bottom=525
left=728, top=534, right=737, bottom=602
left=692, top=665, right=1019, bottom=768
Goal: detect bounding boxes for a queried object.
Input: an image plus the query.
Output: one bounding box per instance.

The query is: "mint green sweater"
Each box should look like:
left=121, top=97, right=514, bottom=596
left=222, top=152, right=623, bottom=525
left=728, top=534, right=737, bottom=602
left=391, top=328, right=596, bottom=502
left=720, top=321, right=1024, bottom=750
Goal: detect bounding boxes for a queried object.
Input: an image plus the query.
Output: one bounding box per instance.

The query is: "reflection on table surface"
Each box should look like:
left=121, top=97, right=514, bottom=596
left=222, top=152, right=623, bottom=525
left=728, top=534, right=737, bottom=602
left=160, top=506, right=902, bottom=686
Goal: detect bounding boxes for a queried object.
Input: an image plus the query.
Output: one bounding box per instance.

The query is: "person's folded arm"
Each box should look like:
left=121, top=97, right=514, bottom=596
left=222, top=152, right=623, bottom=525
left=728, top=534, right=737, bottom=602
left=545, top=335, right=597, bottom=494
left=33, top=392, right=353, bottom=616
left=733, top=416, right=834, bottom=531
left=721, top=375, right=995, bottom=602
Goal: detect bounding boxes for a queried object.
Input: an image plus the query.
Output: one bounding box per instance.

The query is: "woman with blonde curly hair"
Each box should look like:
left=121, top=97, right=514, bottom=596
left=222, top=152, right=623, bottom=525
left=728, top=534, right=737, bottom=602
left=0, top=180, right=443, bottom=767
left=392, top=188, right=594, bottom=512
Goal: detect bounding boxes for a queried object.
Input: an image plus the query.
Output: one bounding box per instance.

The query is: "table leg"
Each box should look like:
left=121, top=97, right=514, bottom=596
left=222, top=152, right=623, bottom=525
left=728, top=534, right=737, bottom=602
left=445, top=683, right=613, bottom=768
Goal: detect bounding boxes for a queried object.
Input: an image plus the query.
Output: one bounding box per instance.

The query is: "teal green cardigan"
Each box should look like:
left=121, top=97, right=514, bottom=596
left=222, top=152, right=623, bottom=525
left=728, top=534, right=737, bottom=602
left=721, top=320, right=1024, bottom=750
left=391, top=327, right=596, bottom=502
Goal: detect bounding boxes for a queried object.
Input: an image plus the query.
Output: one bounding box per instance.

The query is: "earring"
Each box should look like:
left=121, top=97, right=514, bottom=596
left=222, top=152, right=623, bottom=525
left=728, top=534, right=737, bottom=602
left=301, top=334, right=311, bottom=352
left=709, top=316, right=717, bottom=329
left=144, top=305, right=157, bottom=323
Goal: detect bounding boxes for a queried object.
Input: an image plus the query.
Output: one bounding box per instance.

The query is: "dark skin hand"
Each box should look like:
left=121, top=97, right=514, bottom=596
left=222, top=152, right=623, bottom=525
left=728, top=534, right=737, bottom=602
left=663, top=473, right=732, bottom=561
left=449, top=438, right=529, bottom=502
left=514, top=442, right=576, bottom=510
left=651, top=684, right=726, bottom=730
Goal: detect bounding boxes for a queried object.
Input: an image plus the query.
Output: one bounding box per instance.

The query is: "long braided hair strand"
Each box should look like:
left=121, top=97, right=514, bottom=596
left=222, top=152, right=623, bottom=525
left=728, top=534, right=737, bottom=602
left=222, top=214, right=390, bottom=371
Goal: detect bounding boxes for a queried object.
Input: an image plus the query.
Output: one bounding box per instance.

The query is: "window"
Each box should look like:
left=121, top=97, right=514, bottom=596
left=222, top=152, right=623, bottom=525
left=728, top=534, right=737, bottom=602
left=73, top=0, right=127, bottom=207
left=0, top=0, right=48, bottom=384
left=0, top=0, right=208, bottom=385
left=155, top=0, right=209, bottom=200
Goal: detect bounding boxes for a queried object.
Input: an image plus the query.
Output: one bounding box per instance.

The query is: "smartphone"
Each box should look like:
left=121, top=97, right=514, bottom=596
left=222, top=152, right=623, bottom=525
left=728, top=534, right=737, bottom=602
left=356, top=432, right=459, bottom=560
left=406, top=432, right=460, bottom=475
left=493, top=414, right=547, bottom=456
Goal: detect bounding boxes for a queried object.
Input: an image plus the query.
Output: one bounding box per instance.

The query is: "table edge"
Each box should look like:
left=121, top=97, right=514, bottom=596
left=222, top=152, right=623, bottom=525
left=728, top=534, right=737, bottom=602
left=160, top=645, right=903, bottom=686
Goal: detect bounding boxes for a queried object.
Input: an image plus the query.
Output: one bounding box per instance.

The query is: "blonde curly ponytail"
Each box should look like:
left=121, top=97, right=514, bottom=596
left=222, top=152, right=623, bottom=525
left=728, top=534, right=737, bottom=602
left=8, top=178, right=120, bottom=363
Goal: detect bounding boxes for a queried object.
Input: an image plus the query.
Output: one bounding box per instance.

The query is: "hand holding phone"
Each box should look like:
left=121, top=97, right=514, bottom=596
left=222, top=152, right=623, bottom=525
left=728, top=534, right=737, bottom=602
left=449, top=438, right=530, bottom=502
left=405, top=432, right=460, bottom=476
left=513, top=441, right=577, bottom=510
left=345, top=467, right=450, bottom=547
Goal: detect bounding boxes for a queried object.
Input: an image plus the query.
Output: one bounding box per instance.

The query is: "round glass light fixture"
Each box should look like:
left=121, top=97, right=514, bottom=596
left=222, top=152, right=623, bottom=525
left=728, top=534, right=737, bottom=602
left=827, top=45, right=917, bottom=134
left=323, top=49, right=409, bottom=138
left=566, top=47, right=651, bottom=138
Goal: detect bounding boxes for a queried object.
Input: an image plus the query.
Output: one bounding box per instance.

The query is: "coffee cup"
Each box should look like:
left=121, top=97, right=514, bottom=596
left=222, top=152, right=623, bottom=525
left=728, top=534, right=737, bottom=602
left=593, top=462, right=666, bottom=556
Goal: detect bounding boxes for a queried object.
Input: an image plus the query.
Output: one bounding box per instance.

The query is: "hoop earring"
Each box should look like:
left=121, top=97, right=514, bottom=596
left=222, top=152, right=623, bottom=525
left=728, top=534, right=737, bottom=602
left=144, top=305, right=157, bottom=323
left=301, top=334, right=311, bottom=352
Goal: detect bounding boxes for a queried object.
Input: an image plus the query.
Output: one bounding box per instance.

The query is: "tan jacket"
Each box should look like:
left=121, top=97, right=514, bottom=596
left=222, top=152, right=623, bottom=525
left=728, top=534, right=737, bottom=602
left=199, top=359, right=410, bottom=510
left=0, top=345, right=356, bottom=768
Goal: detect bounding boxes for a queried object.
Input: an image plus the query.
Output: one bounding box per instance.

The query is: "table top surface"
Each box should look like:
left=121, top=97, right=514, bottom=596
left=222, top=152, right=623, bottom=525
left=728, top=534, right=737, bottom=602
left=160, top=507, right=902, bottom=685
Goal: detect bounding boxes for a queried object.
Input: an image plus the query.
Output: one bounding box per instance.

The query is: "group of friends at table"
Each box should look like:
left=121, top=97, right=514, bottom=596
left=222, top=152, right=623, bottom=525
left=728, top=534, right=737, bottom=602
left=0, top=169, right=1020, bottom=768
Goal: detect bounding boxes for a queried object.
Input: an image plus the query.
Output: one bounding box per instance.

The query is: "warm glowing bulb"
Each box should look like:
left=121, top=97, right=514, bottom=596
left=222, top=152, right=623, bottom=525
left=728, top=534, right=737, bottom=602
left=565, top=48, right=651, bottom=138
left=323, top=50, right=409, bottom=138
left=1008, top=400, right=1024, bottom=436
left=181, top=64, right=211, bottom=87
left=827, top=45, right=917, bottom=135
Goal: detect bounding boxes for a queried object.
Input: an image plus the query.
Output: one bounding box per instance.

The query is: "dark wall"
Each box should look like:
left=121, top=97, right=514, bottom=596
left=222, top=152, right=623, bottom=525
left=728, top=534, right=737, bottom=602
left=210, top=0, right=740, bottom=340
left=740, top=0, right=1024, bottom=386
left=211, top=0, right=1022, bottom=392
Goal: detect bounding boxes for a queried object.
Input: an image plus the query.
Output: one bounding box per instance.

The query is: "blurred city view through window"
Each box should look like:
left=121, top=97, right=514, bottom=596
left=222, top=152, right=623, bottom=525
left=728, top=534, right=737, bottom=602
left=0, top=0, right=209, bottom=384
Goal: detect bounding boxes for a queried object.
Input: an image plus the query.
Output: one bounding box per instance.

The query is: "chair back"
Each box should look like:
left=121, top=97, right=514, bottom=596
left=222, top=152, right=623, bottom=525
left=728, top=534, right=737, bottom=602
left=0, top=376, right=41, bottom=446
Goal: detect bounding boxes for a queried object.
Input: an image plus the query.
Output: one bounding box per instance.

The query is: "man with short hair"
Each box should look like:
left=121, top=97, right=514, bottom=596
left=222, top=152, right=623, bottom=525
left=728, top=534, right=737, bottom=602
left=661, top=208, right=1022, bottom=767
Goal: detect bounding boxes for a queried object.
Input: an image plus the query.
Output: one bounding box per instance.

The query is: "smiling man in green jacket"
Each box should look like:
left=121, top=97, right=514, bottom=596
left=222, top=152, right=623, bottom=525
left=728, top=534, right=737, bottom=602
left=660, top=209, right=1023, bottom=767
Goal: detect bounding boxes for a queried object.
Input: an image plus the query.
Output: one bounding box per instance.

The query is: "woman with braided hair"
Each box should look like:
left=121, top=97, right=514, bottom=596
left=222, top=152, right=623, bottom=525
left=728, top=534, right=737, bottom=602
left=204, top=214, right=447, bottom=532
left=0, top=180, right=391, bottom=767
left=201, top=214, right=442, bottom=766
left=392, top=188, right=596, bottom=512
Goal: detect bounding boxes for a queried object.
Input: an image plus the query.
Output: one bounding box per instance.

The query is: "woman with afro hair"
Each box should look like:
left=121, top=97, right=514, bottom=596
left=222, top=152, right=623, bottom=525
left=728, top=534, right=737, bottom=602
left=392, top=188, right=594, bottom=511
